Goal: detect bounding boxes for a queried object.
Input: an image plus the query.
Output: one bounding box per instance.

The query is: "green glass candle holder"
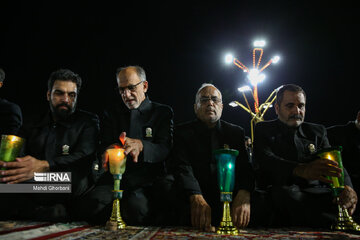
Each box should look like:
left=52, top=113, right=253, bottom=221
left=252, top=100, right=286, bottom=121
left=0, top=135, right=25, bottom=170
left=317, top=147, right=360, bottom=231
left=214, top=147, right=239, bottom=235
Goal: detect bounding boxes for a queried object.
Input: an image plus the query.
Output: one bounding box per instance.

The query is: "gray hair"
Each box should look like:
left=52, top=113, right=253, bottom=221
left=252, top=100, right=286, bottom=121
left=116, top=65, right=147, bottom=82
left=195, top=83, right=222, bottom=104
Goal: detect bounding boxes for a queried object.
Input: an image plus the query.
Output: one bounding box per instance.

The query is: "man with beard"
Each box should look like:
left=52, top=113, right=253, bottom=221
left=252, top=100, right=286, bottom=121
left=0, top=69, right=99, bottom=220
left=170, top=83, right=254, bottom=231
left=253, top=84, right=357, bottom=227
left=0, top=68, right=22, bottom=135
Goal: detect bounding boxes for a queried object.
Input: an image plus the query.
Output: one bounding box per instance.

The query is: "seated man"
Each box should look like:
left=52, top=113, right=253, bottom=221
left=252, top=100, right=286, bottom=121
left=171, top=83, right=254, bottom=231
left=0, top=69, right=99, bottom=220
left=0, top=68, right=22, bottom=135
left=82, top=66, right=174, bottom=225
left=253, top=84, right=357, bottom=227
left=327, top=110, right=360, bottom=218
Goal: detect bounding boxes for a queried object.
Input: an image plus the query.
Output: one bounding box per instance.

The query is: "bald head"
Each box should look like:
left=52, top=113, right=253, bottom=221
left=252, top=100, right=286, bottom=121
left=194, top=84, right=223, bottom=128
left=116, top=66, right=148, bottom=109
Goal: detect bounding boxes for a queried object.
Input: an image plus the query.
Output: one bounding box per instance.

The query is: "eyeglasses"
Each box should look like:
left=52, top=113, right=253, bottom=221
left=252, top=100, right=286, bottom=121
left=199, top=96, right=222, bottom=104
left=117, top=81, right=143, bottom=94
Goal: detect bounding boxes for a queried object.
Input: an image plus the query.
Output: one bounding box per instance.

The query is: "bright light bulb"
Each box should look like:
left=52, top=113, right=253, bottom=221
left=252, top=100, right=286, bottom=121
left=238, top=86, right=252, bottom=92
left=225, top=54, right=234, bottom=64
left=248, top=69, right=266, bottom=86
left=254, top=40, right=266, bottom=47
left=258, top=74, right=266, bottom=83
left=229, top=101, right=238, bottom=107
left=272, top=56, right=280, bottom=63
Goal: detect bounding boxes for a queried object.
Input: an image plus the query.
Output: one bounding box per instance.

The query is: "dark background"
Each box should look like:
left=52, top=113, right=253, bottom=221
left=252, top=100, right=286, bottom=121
left=1, top=1, right=359, bottom=136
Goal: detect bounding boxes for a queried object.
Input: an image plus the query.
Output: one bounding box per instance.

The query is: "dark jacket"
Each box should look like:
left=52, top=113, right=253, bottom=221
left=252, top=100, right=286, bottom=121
left=99, top=97, right=174, bottom=190
left=172, top=119, right=254, bottom=198
left=253, top=119, right=352, bottom=189
left=19, top=109, right=100, bottom=196
left=0, top=98, right=22, bottom=135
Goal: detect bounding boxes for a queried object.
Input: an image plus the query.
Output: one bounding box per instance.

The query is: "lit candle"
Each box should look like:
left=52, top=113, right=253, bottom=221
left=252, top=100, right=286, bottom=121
left=107, top=148, right=126, bottom=175
left=0, top=135, right=25, bottom=162
left=325, top=152, right=340, bottom=188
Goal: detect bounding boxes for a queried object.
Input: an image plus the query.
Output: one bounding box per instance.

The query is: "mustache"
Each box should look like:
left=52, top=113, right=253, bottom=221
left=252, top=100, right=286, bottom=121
left=289, top=114, right=302, bottom=120
left=56, top=103, right=71, bottom=109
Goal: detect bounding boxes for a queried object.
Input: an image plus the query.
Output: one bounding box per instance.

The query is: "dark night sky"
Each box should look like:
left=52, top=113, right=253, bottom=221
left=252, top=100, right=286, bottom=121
left=1, top=1, right=359, bottom=136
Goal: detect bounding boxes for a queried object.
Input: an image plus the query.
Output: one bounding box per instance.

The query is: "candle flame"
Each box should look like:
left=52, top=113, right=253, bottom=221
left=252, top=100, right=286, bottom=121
left=10, top=136, right=19, bottom=142
left=119, top=134, right=125, bottom=146
left=326, top=153, right=334, bottom=161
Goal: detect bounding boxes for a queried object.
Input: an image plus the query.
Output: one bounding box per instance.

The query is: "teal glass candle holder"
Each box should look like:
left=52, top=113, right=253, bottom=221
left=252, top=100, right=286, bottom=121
left=214, top=147, right=239, bottom=235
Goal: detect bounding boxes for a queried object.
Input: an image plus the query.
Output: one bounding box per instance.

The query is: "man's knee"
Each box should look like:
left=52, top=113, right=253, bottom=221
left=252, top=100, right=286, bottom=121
left=122, top=188, right=150, bottom=225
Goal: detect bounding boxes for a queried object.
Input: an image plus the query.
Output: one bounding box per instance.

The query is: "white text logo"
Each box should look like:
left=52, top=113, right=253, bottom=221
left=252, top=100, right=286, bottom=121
left=34, top=172, right=71, bottom=182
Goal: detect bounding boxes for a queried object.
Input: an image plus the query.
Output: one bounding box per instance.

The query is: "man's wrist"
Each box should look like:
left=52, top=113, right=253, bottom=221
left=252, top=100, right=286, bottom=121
left=41, top=160, right=50, bottom=172
left=138, top=139, right=144, bottom=152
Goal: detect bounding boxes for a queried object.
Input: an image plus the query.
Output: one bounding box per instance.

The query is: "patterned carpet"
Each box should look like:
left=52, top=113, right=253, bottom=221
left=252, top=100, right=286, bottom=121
left=1, top=221, right=360, bottom=239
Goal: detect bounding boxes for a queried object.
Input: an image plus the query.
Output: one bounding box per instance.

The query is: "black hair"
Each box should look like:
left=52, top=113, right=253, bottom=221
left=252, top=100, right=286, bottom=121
left=276, top=84, right=306, bottom=105
left=48, top=69, right=82, bottom=93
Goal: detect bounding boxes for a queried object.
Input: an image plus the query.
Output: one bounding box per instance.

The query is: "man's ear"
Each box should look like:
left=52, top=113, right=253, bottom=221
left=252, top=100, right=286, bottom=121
left=0, top=82, right=3, bottom=88
left=275, top=103, right=279, bottom=115
left=47, top=91, right=51, bottom=101
left=143, top=81, right=148, bottom=93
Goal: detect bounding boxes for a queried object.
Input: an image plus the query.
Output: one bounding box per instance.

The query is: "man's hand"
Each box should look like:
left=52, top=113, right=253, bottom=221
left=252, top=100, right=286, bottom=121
left=338, top=185, right=358, bottom=215
left=122, top=132, right=143, bottom=163
left=231, top=189, right=251, bottom=228
left=293, top=158, right=342, bottom=183
left=0, top=156, right=49, bottom=184
left=189, top=194, right=215, bottom=232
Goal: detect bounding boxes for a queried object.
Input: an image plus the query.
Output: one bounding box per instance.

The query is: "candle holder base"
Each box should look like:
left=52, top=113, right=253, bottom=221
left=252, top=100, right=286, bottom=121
left=106, top=198, right=126, bottom=230
left=217, top=201, right=238, bottom=235
left=332, top=205, right=360, bottom=232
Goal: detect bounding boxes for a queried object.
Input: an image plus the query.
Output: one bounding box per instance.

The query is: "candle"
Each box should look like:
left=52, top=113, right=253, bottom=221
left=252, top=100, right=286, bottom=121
left=107, top=148, right=126, bottom=175
left=0, top=135, right=25, bottom=162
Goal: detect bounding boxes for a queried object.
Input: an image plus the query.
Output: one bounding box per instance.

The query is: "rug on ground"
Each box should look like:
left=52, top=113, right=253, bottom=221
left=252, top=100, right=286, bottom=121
left=1, top=221, right=360, bottom=239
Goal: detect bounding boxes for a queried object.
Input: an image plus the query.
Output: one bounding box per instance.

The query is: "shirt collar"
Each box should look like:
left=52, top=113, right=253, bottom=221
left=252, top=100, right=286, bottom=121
left=194, top=118, right=221, bottom=132
left=276, top=118, right=305, bottom=137
left=35, top=110, right=75, bottom=128
left=132, top=96, right=151, bottom=114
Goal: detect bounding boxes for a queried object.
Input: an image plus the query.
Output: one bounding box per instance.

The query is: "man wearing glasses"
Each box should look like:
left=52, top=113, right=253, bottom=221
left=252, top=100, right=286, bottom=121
left=170, top=83, right=254, bottom=231
left=83, top=66, right=174, bottom=225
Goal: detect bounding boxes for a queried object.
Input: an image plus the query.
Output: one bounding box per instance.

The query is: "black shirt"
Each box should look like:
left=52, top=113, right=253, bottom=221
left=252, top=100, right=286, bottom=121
left=99, top=97, right=174, bottom=190
left=171, top=119, right=254, bottom=198
left=19, top=109, right=99, bottom=196
left=254, top=119, right=352, bottom=189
